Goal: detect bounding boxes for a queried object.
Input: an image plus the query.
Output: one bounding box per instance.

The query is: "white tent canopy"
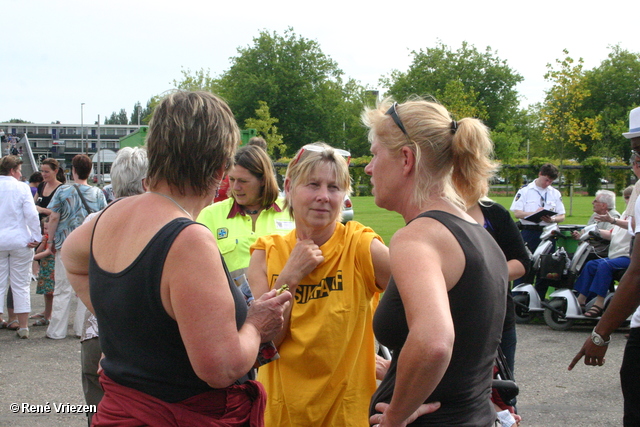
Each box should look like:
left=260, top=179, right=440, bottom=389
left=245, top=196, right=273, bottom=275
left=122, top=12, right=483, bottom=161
left=91, top=149, right=117, bottom=163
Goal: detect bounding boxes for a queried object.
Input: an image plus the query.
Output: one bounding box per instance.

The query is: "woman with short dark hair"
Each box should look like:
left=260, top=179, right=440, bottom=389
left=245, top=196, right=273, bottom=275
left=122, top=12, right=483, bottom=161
left=62, top=91, right=291, bottom=425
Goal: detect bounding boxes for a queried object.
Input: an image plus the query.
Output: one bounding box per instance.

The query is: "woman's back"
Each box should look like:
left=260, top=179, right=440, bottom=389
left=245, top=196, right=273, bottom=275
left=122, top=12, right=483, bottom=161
left=90, top=196, right=172, bottom=274
left=90, top=197, right=250, bottom=402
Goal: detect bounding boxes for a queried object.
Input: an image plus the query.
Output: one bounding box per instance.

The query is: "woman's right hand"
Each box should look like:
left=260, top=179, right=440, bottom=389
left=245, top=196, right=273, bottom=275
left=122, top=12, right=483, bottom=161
left=280, top=239, right=324, bottom=287
left=246, top=289, right=292, bottom=343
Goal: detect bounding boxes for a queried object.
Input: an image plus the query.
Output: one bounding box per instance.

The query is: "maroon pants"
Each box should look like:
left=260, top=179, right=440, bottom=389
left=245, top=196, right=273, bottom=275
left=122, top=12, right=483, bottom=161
left=92, top=373, right=266, bottom=427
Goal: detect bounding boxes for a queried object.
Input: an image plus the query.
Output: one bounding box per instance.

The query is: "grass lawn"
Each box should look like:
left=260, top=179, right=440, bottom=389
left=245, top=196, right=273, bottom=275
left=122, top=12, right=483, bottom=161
left=351, top=194, right=628, bottom=244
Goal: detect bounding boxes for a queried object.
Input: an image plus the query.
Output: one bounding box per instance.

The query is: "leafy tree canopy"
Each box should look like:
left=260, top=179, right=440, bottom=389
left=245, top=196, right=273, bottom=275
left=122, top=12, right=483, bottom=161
left=381, top=41, right=523, bottom=129
left=2, top=119, right=32, bottom=123
left=540, top=50, right=601, bottom=163
left=244, top=101, right=285, bottom=158
left=104, top=108, right=129, bottom=125
left=130, top=101, right=152, bottom=126
left=581, top=45, right=640, bottom=160
left=216, top=28, right=356, bottom=155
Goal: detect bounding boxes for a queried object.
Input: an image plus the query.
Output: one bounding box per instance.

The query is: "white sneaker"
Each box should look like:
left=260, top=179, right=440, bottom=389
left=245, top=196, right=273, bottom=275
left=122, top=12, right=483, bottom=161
left=16, top=328, right=29, bottom=339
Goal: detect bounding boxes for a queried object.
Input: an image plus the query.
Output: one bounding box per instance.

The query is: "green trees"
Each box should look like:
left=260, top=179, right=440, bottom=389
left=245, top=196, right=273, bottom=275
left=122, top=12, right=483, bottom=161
left=172, top=28, right=374, bottom=157
left=540, top=50, right=601, bottom=164
left=104, top=100, right=154, bottom=126
left=581, top=45, right=640, bottom=160
left=94, top=32, right=638, bottom=178
left=2, top=119, right=32, bottom=123
left=130, top=101, right=152, bottom=126
left=243, top=101, right=285, bottom=158
left=217, top=28, right=357, bottom=156
left=104, top=108, right=129, bottom=125
left=382, top=41, right=523, bottom=129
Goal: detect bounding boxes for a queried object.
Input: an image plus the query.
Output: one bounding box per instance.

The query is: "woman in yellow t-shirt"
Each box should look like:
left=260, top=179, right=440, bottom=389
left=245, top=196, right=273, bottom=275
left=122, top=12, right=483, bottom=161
left=248, top=142, right=390, bottom=427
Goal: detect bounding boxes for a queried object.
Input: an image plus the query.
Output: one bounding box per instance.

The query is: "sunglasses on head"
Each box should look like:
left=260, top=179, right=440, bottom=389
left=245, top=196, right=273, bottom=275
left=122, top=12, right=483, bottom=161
left=385, top=102, right=409, bottom=137
left=291, top=144, right=351, bottom=167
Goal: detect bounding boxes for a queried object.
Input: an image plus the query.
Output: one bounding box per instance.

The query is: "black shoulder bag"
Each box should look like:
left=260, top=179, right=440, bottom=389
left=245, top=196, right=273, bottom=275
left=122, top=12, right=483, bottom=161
left=73, top=184, right=96, bottom=215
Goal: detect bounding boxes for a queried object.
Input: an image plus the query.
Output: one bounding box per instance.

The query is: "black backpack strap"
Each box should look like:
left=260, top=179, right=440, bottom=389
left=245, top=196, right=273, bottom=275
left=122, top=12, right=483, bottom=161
left=73, top=184, right=95, bottom=214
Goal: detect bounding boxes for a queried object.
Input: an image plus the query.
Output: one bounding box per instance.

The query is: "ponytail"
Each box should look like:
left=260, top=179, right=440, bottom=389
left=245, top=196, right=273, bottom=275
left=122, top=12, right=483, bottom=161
left=450, top=118, right=497, bottom=208
left=363, top=97, right=497, bottom=210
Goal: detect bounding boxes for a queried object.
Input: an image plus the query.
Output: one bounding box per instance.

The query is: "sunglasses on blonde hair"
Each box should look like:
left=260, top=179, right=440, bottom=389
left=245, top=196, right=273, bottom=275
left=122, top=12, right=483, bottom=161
left=291, top=144, right=351, bottom=167
left=386, top=102, right=409, bottom=137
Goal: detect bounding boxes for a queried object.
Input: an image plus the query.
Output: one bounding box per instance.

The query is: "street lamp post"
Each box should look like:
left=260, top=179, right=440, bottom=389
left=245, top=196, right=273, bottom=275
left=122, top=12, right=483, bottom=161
left=81, top=103, right=85, bottom=155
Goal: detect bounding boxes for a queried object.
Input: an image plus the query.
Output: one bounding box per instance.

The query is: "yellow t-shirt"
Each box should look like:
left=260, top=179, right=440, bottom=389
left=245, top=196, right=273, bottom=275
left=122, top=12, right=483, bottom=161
left=251, top=221, right=383, bottom=427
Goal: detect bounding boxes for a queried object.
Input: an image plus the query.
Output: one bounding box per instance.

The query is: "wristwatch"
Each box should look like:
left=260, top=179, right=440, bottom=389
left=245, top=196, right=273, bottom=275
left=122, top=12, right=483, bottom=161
left=591, top=329, right=610, bottom=346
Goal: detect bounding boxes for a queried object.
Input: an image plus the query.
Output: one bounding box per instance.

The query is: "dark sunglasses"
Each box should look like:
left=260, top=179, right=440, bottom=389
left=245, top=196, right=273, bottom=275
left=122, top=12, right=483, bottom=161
left=385, top=102, right=409, bottom=137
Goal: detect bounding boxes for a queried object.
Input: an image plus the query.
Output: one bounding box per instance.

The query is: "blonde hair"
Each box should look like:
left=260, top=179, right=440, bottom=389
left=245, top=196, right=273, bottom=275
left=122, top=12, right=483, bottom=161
left=145, top=91, right=240, bottom=197
left=285, top=142, right=351, bottom=220
left=362, top=97, right=496, bottom=209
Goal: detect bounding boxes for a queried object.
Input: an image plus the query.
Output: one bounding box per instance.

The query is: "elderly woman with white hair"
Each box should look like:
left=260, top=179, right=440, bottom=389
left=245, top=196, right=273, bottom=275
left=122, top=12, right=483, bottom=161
left=248, top=142, right=390, bottom=427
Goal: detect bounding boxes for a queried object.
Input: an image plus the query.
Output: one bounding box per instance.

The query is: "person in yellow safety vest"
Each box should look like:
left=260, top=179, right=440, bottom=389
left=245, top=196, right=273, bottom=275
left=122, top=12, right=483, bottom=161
left=197, top=145, right=294, bottom=281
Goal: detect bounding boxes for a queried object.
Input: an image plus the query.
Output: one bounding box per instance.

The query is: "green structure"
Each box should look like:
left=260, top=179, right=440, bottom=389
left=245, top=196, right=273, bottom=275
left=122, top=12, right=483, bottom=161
left=119, top=127, right=148, bottom=149
left=118, top=127, right=255, bottom=149
left=240, top=129, right=257, bottom=145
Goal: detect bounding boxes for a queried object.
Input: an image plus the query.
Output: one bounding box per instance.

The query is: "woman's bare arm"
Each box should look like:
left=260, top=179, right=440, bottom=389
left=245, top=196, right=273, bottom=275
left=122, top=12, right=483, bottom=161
left=163, top=225, right=290, bottom=388
left=375, top=221, right=461, bottom=426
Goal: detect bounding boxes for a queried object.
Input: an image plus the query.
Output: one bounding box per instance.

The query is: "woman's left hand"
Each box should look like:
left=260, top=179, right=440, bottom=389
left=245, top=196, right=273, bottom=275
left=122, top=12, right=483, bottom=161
left=370, top=401, right=441, bottom=426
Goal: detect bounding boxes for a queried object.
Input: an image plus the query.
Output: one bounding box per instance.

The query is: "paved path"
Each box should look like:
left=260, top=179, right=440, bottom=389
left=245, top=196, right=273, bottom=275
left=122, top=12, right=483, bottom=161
left=0, top=281, right=628, bottom=426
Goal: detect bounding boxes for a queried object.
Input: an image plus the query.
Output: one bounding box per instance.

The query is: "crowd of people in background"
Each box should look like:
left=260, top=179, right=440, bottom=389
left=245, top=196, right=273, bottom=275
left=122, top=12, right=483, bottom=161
left=2, top=129, right=25, bottom=160
left=3, top=95, right=640, bottom=426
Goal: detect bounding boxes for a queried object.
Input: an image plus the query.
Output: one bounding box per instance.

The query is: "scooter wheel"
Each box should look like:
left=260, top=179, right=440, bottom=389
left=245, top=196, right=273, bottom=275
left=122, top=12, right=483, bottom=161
left=513, top=294, right=534, bottom=324
left=544, top=298, right=576, bottom=331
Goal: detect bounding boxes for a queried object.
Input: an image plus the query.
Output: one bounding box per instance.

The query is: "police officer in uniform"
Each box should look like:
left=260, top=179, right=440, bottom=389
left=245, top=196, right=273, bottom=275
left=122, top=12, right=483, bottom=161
left=510, top=163, right=566, bottom=253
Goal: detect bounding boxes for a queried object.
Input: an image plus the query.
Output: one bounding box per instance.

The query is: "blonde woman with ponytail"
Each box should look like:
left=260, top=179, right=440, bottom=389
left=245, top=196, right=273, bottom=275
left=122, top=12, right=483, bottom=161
left=363, top=98, right=508, bottom=426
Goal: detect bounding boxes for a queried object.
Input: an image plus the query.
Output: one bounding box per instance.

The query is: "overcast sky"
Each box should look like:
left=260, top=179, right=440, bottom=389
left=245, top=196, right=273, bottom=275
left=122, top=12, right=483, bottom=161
left=3, top=0, right=640, bottom=126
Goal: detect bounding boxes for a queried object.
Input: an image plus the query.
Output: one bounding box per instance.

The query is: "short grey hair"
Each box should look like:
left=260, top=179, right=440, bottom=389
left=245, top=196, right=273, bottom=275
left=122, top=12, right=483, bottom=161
left=596, top=189, right=616, bottom=210
left=111, top=147, right=148, bottom=198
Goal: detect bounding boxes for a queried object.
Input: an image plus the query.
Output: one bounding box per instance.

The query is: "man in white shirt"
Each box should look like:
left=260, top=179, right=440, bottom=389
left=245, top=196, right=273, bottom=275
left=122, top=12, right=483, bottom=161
left=510, top=163, right=566, bottom=253
left=570, top=106, right=640, bottom=426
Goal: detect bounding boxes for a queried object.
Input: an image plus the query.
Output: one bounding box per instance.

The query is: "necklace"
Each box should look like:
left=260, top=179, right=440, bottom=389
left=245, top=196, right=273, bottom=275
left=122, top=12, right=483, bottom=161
left=147, top=191, right=193, bottom=219
left=245, top=208, right=260, bottom=215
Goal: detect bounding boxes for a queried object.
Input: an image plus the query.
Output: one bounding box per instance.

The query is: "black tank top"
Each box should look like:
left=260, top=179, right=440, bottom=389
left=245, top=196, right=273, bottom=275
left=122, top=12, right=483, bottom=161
left=36, top=182, right=61, bottom=220
left=90, top=214, right=250, bottom=403
left=371, top=211, right=507, bottom=426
